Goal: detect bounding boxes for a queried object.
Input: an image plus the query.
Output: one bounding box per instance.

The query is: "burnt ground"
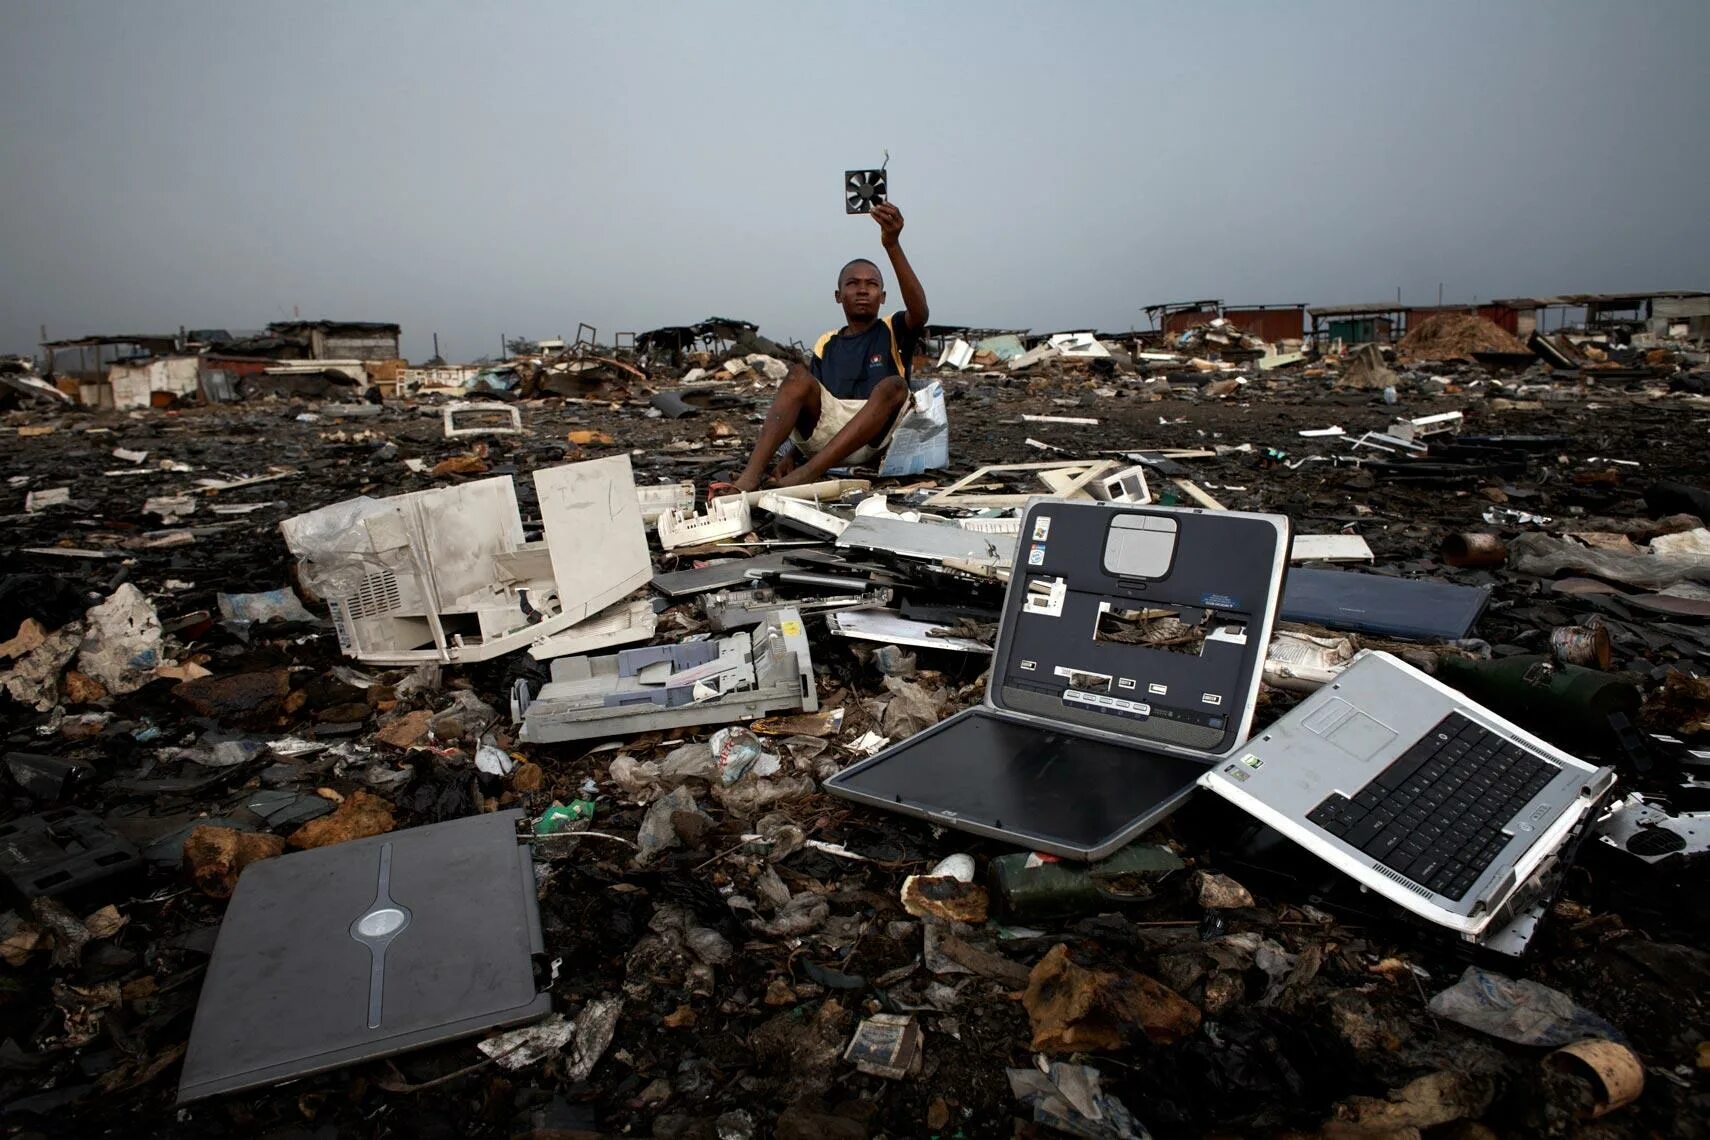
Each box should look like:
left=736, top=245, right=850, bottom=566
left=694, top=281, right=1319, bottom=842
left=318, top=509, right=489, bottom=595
left=2, top=366, right=1709, bottom=1138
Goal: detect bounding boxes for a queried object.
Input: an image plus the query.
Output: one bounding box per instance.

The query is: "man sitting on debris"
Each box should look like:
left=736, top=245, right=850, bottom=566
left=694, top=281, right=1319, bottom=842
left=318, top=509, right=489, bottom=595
left=729, top=202, right=929, bottom=491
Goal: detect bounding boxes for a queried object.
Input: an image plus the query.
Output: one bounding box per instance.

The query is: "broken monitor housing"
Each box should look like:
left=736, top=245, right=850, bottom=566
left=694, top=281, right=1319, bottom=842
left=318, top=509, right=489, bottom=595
left=279, top=456, right=649, bottom=666
left=516, top=608, right=816, bottom=744
left=827, top=501, right=1291, bottom=859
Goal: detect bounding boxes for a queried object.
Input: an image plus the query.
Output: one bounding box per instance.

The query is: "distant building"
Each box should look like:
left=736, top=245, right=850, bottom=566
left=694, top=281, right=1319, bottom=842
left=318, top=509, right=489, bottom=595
left=1220, top=304, right=1307, bottom=344
left=39, top=333, right=187, bottom=407
left=1307, top=303, right=1402, bottom=346
left=1143, top=300, right=1221, bottom=336
left=198, top=320, right=401, bottom=401
left=264, top=320, right=401, bottom=361
left=1536, top=292, right=1710, bottom=340
left=1143, top=300, right=1306, bottom=343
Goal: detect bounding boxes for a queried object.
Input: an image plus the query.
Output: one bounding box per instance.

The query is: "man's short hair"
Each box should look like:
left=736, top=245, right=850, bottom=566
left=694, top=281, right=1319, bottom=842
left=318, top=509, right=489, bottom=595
left=837, top=258, right=884, bottom=290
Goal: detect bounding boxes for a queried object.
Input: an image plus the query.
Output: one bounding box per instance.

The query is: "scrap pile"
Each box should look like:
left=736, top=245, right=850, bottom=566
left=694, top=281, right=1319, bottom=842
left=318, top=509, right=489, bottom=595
left=1399, top=313, right=1530, bottom=361
left=1, top=348, right=1709, bottom=1137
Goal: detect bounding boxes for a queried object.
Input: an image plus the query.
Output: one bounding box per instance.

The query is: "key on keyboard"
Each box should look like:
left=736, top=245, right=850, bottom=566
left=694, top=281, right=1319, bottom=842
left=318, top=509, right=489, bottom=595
left=1306, top=712, right=1558, bottom=901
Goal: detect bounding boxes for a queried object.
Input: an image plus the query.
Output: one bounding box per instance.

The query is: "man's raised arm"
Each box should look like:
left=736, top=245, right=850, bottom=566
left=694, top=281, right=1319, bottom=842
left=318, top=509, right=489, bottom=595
left=872, top=203, right=929, bottom=331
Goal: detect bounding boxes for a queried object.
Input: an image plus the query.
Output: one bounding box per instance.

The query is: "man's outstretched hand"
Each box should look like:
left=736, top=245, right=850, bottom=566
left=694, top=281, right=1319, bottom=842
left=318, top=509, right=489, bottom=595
left=872, top=201, right=904, bottom=248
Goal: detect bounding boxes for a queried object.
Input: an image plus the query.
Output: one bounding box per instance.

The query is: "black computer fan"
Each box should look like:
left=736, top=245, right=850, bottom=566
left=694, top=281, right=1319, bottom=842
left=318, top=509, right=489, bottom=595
left=844, top=168, right=887, bottom=214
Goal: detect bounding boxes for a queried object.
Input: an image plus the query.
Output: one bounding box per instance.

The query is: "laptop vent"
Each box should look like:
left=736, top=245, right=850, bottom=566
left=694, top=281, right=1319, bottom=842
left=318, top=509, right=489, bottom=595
left=1373, top=863, right=1434, bottom=898
left=344, top=571, right=403, bottom=619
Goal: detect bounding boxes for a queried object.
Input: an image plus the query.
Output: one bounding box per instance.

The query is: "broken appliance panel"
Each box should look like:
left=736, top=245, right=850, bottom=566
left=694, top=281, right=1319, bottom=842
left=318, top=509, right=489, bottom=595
left=703, top=586, right=891, bottom=632
left=517, top=609, right=816, bottom=743
left=279, top=456, right=649, bottom=665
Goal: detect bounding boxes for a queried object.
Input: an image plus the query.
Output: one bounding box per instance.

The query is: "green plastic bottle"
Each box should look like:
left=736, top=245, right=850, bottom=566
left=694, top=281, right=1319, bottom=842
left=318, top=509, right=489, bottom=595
left=988, top=844, right=1185, bottom=921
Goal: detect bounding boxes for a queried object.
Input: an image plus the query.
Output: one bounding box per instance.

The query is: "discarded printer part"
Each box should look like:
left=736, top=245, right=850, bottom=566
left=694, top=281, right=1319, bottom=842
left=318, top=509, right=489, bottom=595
left=836, top=514, right=1015, bottom=570
left=176, top=810, right=551, bottom=1104
left=532, top=455, right=651, bottom=623
left=657, top=496, right=752, bottom=551
left=278, top=456, right=648, bottom=665
left=767, top=569, right=872, bottom=593
left=527, top=598, right=659, bottom=662
left=442, top=402, right=522, bottom=438
left=635, top=481, right=696, bottom=525
left=1593, top=793, right=1709, bottom=864
left=1549, top=622, right=1612, bottom=670
left=651, top=552, right=797, bottom=598
left=1442, top=532, right=1508, bottom=569
left=704, top=586, right=891, bottom=632
left=517, top=609, right=815, bottom=744
left=827, top=609, right=993, bottom=654
left=754, top=492, right=848, bottom=537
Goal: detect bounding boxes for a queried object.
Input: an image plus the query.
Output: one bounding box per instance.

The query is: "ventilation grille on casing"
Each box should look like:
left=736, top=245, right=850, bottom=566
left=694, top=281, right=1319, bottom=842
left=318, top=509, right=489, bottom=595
left=1373, top=862, right=1434, bottom=897
left=343, top=571, right=403, bottom=619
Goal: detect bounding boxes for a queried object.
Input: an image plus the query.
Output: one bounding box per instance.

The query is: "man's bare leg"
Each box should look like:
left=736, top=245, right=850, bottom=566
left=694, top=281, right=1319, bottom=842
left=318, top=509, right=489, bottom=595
left=775, top=375, right=907, bottom=487
left=731, top=365, right=819, bottom=492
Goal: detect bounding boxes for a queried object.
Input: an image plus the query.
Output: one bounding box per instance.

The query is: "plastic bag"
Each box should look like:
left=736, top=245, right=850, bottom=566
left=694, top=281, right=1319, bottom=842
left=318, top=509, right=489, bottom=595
left=1426, top=966, right=1622, bottom=1047
left=878, top=380, right=949, bottom=476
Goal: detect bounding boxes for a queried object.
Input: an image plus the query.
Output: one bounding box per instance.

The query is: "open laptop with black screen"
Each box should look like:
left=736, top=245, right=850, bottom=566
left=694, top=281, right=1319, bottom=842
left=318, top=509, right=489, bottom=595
left=826, top=501, right=1290, bottom=859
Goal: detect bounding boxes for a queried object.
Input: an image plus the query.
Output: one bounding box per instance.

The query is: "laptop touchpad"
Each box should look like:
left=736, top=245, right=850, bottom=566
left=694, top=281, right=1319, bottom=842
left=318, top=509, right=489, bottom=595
left=1304, top=697, right=1396, bottom=760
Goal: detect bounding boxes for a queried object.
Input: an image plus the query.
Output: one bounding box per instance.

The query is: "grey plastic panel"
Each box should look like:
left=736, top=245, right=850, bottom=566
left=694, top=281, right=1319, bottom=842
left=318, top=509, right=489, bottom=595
left=992, top=502, right=1290, bottom=757
left=177, top=810, right=550, bottom=1104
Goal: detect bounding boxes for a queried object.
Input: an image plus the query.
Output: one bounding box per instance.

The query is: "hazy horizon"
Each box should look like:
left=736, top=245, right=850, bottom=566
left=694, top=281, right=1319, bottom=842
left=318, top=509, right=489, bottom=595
left=4, top=0, right=1707, bottom=362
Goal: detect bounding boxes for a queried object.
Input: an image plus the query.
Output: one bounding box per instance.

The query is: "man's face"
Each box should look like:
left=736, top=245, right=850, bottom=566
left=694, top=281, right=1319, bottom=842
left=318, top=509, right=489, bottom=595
left=835, top=263, right=885, bottom=320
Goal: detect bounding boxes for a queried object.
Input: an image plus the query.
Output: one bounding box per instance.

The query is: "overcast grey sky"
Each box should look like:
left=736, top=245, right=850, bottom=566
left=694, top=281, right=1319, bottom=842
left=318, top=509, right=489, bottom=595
left=3, top=0, right=1707, bottom=361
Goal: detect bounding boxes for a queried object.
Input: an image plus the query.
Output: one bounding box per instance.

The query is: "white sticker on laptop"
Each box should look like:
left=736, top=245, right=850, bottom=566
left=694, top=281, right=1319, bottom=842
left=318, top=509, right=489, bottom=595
left=1032, top=516, right=1051, bottom=541
left=1028, top=544, right=1046, bottom=566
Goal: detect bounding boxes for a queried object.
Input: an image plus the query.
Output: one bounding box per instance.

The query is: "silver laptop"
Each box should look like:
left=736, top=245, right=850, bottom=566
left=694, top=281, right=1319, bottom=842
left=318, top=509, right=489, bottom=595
left=1200, top=650, right=1614, bottom=947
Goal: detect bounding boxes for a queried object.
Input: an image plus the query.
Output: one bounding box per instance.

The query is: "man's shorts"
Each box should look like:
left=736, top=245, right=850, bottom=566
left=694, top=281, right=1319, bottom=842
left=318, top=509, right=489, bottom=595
left=789, top=380, right=903, bottom=465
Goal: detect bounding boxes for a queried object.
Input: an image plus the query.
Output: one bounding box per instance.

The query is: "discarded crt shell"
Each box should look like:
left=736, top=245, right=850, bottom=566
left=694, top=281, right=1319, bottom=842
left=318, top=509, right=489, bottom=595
left=1442, top=532, right=1507, bottom=568
left=1550, top=622, right=1612, bottom=670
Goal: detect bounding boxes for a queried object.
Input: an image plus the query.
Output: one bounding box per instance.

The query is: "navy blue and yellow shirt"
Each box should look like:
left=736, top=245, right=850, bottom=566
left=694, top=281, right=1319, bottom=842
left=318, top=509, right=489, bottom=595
left=809, top=311, right=920, bottom=400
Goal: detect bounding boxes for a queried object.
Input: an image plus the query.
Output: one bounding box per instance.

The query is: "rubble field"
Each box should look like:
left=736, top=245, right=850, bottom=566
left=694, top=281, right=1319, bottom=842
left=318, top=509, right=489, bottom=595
left=3, top=345, right=1709, bottom=1139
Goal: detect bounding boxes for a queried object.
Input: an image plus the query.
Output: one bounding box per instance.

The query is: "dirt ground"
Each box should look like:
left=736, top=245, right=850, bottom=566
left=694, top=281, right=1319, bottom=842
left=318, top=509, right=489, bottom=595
left=2, top=366, right=1708, bottom=1138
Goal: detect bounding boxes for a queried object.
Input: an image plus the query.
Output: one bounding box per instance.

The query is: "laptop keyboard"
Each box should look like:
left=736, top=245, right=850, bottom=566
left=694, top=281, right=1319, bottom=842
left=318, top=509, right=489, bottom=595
left=1306, top=712, right=1558, bottom=901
